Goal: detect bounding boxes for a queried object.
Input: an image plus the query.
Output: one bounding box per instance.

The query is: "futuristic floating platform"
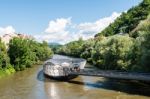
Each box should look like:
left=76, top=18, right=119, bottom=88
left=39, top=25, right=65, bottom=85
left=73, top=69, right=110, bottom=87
left=43, top=58, right=86, bottom=80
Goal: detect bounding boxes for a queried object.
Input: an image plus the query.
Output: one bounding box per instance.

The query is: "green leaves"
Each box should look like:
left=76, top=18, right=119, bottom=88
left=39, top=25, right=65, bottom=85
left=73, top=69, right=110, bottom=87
left=0, top=40, right=10, bottom=69
left=56, top=0, right=150, bottom=72
left=56, top=38, right=84, bottom=57
left=96, top=0, right=150, bottom=37
left=8, top=38, right=53, bottom=71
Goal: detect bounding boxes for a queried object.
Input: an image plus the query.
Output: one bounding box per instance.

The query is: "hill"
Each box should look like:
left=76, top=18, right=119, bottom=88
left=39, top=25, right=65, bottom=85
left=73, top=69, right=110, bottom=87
left=56, top=0, right=150, bottom=72
left=49, top=42, right=62, bottom=53
left=95, top=0, right=150, bottom=37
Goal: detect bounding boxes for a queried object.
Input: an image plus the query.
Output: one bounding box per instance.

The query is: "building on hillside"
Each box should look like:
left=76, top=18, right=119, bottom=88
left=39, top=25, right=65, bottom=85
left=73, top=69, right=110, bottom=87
left=0, top=33, right=18, bottom=47
left=0, top=33, right=33, bottom=48
left=17, top=33, right=33, bottom=39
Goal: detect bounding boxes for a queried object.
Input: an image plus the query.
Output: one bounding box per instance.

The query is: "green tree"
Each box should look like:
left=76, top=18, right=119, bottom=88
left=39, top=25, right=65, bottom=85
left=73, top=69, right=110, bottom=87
left=95, top=0, right=150, bottom=37
left=0, top=39, right=10, bottom=69
left=8, top=38, right=53, bottom=71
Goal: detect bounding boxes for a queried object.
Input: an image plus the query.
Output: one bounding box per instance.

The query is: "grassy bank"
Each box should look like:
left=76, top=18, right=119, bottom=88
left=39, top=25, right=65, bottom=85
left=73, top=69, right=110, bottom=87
left=0, top=60, right=47, bottom=79
left=0, top=66, right=15, bottom=78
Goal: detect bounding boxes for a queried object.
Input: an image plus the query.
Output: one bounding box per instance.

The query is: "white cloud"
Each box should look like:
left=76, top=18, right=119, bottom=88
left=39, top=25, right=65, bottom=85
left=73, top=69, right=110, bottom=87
left=77, top=12, right=121, bottom=40
left=35, top=31, right=69, bottom=43
left=35, top=12, right=121, bottom=44
left=36, top=17, right=71, bottom=44
left=45, top=17, right=71, bottom=33
left=0, top=26, right=16, bottom=36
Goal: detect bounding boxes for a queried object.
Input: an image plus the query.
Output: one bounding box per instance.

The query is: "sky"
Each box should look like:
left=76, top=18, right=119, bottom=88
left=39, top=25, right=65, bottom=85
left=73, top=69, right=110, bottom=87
left=0, top=0, right=142, bottom=44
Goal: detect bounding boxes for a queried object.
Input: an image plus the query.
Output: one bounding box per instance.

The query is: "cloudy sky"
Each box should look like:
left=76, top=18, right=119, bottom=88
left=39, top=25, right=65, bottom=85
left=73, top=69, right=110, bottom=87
left=0, top=0, right=142, bottom=44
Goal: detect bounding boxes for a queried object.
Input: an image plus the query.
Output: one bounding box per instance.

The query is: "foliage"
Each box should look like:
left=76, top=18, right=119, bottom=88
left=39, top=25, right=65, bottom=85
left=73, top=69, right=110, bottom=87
left=31, top=41, right=53, bottom=61
left=80, top=39, right=96, bottom=62
left=49, top=43, right=62, bottom=53
left=0, top=36, right=53, bottom=78
left=132, top=19, right=150, bottom=71
left=92, top=35, right=134, bottom=70
left=8, top=38, right=53, bottom=71
left=0, top=39, right=15, bottom=78
left=57, top=12, right=150, bottom=72
left=56, top=38, right=84, bottom=57
left=0, top=39, right=10, bottom=69
left=95, top=0, right=150, bottom=37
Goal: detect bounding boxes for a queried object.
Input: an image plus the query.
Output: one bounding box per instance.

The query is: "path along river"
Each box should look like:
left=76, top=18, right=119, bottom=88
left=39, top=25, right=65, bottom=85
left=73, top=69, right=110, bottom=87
left=0, top=55, right=150, bottom=99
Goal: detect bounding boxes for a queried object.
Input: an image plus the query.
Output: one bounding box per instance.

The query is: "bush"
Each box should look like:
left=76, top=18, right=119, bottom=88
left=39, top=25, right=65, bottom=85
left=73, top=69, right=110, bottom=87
left=8, top=38, right=53, bottom=71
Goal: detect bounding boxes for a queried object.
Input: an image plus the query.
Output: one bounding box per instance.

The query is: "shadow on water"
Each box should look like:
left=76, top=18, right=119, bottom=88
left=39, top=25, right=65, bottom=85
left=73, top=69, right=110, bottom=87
left=37, top=69, right=150, bottom=97
left=67, top=79, right=150, bottom=96
left=37, top=70, right=45, bottom=81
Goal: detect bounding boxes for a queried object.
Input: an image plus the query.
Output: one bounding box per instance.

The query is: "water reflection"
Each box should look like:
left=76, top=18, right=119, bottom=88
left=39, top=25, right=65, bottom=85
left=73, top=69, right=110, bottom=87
left=0, top=56, right=149, bottom=99
left=37, top=70, right=87, bottom=99
left=44, top=82, right=61, bottom=99
left=37, top=69, right=150, bottom=99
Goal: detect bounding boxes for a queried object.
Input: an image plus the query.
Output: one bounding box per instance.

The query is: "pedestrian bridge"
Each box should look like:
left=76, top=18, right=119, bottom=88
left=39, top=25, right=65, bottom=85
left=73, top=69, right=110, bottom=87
left=70, top=69, right=150, bottom=82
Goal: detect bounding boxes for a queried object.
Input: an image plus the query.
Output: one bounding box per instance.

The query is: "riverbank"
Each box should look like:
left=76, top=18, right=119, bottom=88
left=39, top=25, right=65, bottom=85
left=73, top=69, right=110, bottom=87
left=0, top=54, right=149, bottom=99
left=0, top=66, right=15, bottom=78
left=0, top=60, right=47, bottom=79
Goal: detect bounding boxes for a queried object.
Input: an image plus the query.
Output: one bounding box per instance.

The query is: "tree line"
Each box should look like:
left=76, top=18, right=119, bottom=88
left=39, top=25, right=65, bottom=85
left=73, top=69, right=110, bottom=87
left=0, top=37, right=53, bottom=77
left=56, top=0, right=150, bottom=72
left=56, top=25, right=150, bottom=72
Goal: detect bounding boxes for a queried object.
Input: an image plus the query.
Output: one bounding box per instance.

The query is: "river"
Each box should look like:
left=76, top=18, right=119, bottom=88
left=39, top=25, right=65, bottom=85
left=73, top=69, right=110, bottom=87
left=0, top=55, right=149, bottom=99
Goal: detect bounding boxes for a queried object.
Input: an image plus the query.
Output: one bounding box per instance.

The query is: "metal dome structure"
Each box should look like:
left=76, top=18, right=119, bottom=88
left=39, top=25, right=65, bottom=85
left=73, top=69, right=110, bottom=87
left=43, top=58, right=86, bottom=79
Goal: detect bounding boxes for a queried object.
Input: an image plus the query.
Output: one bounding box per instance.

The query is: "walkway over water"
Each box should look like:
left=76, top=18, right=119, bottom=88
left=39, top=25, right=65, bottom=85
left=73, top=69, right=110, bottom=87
left=70, top=70, right=150, bottom=82
left=47, top=55, right=150, bottom=82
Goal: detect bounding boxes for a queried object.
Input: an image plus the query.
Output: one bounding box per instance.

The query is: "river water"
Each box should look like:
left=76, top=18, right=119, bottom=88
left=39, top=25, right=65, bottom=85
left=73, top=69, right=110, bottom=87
left=0, top=55, right=150, bottom=99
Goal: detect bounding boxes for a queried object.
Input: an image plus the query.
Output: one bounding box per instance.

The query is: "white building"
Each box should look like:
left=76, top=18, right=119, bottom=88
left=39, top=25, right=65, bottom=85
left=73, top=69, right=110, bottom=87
left=0, top=33, right=33, bottom=47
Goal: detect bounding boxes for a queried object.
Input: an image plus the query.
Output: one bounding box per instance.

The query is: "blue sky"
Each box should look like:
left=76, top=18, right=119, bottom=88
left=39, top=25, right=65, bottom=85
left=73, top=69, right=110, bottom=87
left=0, top=0, right=142, bottom=44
